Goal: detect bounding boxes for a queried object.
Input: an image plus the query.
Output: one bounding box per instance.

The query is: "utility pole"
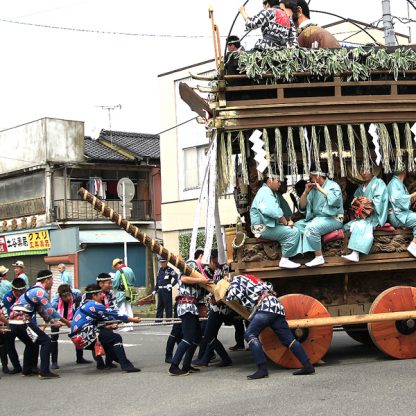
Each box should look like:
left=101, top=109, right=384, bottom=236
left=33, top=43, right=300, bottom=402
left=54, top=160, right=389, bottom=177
left=408, top=0, right=413, bottom=43
left=382, top=0, right=397, bottom=46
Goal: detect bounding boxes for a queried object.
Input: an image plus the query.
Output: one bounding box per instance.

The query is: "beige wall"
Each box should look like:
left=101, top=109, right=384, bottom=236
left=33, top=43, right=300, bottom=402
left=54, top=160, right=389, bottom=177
left=159, top=61, right=238, bottom=247
left=0, top=118, right=84, bottom=174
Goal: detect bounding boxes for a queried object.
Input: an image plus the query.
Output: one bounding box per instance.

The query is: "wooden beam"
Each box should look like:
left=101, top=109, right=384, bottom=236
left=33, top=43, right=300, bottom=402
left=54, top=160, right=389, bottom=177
left=287, top=310, right=416, bottom=329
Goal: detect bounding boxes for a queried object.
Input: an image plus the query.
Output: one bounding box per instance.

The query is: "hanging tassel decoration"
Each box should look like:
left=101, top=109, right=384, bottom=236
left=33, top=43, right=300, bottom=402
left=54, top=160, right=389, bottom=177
left=377, top=123, right=392, bottom=173
left=324, top=126, right=334, bottom=178
left=336, top=125, right=346, bottom=178
left=263, top=129, right=272, bottom=176
left=287, top=127, right=298, bottom=179
left=347, top=125, right=358, bottom=178
left=239, top=130, right=249, bottom=185
left=227, top=132, right=233, bottom=183
left=311, top=126, right=321, bottom=173
left=275, top=128, right=284, bottom=180
left=217, top=133, right=228, bottom=195
left=393, top=123, right=404, bottom=172
left=299, top=127, right=310, bottom=176
left=405, top=123, right=415, bottom=172
left=360, top=124, right=371, bottom=172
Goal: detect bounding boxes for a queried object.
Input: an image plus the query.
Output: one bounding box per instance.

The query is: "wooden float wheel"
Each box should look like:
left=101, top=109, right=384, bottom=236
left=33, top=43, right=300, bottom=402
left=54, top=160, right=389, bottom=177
left=368, top=286, right=416, bottom=359
left=343, top=324, right=374, bottom=346
left=259, top=294, right=333, bottom=369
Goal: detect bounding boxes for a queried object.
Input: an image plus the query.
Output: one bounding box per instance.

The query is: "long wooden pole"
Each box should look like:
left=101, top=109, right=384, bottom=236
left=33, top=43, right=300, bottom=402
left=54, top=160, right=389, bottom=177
left=288, top=310, right=416, bottom=329
left=78, top=187, right=250, bottom=319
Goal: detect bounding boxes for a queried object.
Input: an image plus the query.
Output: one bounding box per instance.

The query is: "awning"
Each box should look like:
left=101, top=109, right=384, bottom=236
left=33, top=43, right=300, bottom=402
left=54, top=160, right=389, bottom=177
left=79, top=230, right=140, bottom=244
left=0, top=249, right=48, bottom=258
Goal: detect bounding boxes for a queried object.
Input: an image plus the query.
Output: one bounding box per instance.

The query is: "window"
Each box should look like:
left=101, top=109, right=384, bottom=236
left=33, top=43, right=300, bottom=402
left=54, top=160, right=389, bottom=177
left=183, top=146, right=207, bottom=190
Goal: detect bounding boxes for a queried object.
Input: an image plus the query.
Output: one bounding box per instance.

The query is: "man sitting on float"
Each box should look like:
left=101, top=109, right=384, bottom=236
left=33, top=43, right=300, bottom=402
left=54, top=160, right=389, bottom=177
left=387, top=164, right=416, bottom=258
left=250, top=172, right=302, bottom=269
left=295, top=168, right=344, bottom=267
left=342, top=167, right=388, bottom=262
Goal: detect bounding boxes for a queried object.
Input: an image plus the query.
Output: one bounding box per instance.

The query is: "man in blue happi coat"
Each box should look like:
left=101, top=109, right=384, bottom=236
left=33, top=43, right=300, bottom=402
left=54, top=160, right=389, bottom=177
left=295, top=169, right=344, bottom=267
left=250, top=174, right=302, bottom=269
left=70, top=283, right=141, bottom=373
left=342, top=168, right=388, bottom=262
left=387, top=165, right=416, bottom=257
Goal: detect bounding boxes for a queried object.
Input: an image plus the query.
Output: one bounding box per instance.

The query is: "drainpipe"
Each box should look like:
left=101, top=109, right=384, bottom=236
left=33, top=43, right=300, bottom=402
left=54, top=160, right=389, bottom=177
left=45, top=164, right=53, bottom=224
left=63, top=166, right=68, bottom=219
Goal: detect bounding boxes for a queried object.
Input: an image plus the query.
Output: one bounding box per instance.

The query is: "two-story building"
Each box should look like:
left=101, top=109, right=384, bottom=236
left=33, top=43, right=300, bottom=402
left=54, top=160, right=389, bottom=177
left=0, top=118, right=161, bottom=291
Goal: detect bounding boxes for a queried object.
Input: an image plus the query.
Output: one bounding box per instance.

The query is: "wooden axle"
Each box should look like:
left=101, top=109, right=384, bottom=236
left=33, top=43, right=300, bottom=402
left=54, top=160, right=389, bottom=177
left=287, top=310, right=416, bottom=329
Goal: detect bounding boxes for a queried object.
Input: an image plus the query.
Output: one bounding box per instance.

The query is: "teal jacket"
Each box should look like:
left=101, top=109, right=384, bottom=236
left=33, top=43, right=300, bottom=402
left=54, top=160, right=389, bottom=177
left=302, top=178, right=343, bottom=221
left=387, top=176, right=412, bottom=224
left=355, top=176, right=388, bottom=226
left=113, top=266, right=136, bottom=306
left=250, top=184, right=284, bottom=228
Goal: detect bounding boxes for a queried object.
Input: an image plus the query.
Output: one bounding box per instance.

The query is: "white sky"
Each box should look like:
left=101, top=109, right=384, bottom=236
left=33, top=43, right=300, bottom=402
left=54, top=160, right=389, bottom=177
left=0, top=0, right=415, bottom=137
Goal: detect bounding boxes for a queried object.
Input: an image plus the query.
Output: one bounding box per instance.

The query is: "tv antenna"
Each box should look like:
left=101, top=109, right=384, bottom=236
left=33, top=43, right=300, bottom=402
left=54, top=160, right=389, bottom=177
left=96, top=104, right=122, bottom=136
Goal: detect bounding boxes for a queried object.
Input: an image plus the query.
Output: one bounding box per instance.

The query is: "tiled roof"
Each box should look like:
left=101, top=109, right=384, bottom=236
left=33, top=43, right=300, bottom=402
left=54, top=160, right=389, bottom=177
left=84, top=136, right=131, bottom=161
left=99, top=129, right=160, bottom=159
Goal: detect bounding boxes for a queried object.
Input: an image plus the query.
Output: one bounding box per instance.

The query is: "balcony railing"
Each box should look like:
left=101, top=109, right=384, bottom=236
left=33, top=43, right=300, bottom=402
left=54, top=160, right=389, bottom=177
left=55, top=199, right=153, bottom=221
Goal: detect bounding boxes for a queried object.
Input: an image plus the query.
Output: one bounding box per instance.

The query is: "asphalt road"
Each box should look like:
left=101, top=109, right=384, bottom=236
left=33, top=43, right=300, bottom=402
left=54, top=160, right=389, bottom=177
left=1, top=326, right=415, bottom=416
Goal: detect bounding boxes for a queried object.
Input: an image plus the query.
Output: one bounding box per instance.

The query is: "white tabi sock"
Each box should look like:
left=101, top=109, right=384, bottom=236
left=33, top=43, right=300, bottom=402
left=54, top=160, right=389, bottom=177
left=279, top=257, right=301, bottom=269
left=407, top=242, right=416, bottom=258
left=305, top=256, right=325, bottom=268
left=342, top=250, right=360, bottom=263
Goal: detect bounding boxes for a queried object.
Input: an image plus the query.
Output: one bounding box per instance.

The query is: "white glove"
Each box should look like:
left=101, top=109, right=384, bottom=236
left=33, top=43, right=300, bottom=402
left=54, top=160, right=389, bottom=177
left=152, top=290, right=156, bottom=296
left=167, top=284, right=172, bottom=291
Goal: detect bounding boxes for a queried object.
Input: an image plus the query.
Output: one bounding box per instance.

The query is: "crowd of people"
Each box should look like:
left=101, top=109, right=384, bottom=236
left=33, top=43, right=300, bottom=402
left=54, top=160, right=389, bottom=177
left=0, top=259, right=141, bottom=379
left=251, top=165, right=416, bottom=268
left=0, top=248, right=318, bottom=381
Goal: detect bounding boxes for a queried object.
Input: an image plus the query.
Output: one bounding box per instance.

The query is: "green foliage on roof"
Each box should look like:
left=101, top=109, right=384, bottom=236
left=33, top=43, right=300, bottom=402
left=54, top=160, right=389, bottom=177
left=236, top=47, right=416, bottom=82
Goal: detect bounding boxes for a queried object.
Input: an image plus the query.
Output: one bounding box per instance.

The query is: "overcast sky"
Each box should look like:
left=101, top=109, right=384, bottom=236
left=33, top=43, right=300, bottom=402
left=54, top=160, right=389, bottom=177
left=0, top=0, right=415, bottom=137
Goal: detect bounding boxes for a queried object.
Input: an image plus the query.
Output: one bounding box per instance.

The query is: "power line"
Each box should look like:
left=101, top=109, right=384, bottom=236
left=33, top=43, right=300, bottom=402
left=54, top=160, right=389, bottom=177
left=0, top=17, right=220, bottom=38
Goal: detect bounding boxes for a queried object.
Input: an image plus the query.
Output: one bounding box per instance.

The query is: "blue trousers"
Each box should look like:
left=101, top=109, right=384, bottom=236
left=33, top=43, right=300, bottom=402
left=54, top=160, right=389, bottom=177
left=172, top=313, right=202, bottom=369
left=245, top=312, right=309, bottom=367
left=156, top=288, right=173, bottom=319
left=198, top=311, right=232, bottom=364
left=11, top=323, right=49, bottom=374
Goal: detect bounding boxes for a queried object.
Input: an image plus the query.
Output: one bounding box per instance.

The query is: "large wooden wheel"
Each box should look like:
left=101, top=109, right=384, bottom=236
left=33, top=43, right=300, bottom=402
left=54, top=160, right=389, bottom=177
left=259, top=294, right=333, bottom=368
left=368, top=286, right=416, bottom=359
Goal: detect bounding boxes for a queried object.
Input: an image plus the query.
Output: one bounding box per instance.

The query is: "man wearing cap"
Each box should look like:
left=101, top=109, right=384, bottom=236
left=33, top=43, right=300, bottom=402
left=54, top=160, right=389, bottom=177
left=387, top=167, right=416, bottom=257
left=12, top=260, right=29, bottom=287
left=50, top=284, right=90, bottom=369
left=112, top=258, right=136, bottom=318
left=153, top=256, right=178, bottom=321
left=0, top=277, right=26, bottom=374
left=9, top=270, right=71, bottom=379
left=57, top=263, right=73, bottom=288
left=0, top=266, right=12, bottom=299
left=69, top=283, right=141, bottom=373
left=295, top=169, right=344, bottom=267
left=250, top=174, right=302, bottom=269
left=342, top=168, right=388, bottom=263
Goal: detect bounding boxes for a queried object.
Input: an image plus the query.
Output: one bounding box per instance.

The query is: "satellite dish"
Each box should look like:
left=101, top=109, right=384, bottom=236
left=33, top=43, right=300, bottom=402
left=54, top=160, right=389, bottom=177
left=117, top=178, right=135, bottom=202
